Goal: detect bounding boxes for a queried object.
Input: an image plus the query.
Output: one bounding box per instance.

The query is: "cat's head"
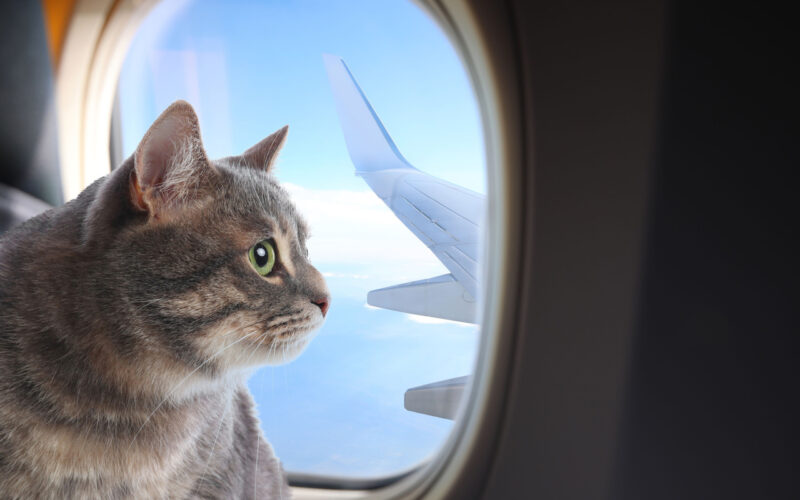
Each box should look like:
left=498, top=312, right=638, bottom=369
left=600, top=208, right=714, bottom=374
left=90, top=101, right=329, bottom=381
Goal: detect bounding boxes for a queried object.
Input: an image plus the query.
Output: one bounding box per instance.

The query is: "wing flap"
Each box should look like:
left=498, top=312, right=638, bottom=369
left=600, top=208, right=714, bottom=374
left=367, top=274, right=477, bottom=324
left=404, top=376, right=469, bottom=420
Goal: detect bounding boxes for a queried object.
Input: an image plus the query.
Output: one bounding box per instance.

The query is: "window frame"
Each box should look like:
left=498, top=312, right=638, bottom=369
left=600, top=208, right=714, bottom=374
left=54, top=0, right=524, bottom=497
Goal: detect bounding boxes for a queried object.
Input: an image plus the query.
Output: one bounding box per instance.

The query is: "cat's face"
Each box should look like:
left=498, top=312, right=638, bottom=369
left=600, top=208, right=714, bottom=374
left=188, top=162, right=329, bottom=370
left=98, top=101, right=329, bottom=381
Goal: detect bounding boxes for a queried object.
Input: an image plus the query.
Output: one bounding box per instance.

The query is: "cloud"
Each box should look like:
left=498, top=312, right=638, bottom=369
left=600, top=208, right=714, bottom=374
left=283, top=183, right=447, bottom=283
left=322, top=271, right=369, bottom=279
left=405, top=314, right=474, bottom=327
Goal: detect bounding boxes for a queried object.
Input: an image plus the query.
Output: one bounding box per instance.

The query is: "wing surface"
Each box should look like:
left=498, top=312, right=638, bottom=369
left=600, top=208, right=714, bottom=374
left=323, top=54, right=484, bottom=305
left=325, top=55, right=481, bottom=420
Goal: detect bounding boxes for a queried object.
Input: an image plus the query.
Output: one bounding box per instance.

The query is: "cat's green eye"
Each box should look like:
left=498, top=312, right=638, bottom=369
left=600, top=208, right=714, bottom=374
left=248, top=240, right=276, bottom=276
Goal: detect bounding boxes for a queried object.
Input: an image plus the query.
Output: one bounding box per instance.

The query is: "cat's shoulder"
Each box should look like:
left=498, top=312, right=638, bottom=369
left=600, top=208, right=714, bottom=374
left=0, top=175, right=108, bottom=251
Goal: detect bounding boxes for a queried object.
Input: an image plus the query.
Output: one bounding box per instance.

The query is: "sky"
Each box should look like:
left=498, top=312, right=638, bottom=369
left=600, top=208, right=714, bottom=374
left=119, top=0, right=485, bottom=479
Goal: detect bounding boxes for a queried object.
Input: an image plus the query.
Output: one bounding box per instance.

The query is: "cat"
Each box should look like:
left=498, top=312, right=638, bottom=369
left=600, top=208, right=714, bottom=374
left=0, top=100, right=329, bottom=499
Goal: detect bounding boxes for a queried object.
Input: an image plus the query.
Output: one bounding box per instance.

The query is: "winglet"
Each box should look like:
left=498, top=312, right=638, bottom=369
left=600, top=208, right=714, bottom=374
left=323, top=54, right=416, bottom=173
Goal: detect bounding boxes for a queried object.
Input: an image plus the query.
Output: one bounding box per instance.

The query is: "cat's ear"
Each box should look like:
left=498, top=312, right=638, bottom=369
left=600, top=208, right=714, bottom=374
left=131, top=100, right=214, bottom=215
left=241, top=125, right=289, bottom=173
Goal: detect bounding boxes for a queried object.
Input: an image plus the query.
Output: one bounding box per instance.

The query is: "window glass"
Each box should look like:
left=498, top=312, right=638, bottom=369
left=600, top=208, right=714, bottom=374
left=118, top=0, right=485, bottom=479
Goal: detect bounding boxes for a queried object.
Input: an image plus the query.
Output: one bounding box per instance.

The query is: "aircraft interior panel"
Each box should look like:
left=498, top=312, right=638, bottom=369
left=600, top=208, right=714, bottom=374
left=0, top=0, right=795, bottom=499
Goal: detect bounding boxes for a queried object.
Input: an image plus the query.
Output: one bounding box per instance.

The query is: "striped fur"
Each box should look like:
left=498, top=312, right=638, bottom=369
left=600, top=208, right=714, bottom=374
left=0, top=102, right=328, bottom=498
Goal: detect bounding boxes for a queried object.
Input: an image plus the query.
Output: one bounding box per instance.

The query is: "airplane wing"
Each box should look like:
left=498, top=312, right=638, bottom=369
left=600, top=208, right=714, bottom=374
left=323, top=54, right=481, bottom=420
left=404, top=376, right=470, bottom=420
left=323, top=54, right=484, bottom=324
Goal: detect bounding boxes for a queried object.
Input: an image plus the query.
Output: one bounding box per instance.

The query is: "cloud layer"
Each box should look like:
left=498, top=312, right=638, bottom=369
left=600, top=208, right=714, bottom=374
left=283, top=183, right=448, bottom=284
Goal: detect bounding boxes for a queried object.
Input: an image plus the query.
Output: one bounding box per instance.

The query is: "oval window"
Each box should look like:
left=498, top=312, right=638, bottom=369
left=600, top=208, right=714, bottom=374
left=116, top=0, right=486, bottom=482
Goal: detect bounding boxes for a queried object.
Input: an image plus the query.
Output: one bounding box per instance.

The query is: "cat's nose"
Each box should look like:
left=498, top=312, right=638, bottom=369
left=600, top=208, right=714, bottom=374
left=312, top=296, right=330, bottom=317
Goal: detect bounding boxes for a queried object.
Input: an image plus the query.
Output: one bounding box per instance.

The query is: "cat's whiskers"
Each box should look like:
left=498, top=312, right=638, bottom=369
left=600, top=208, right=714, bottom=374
left=264, top=311, right=311, bottom=336
left=207, top=309, right=288, bottom=342
left=196, top=393, right=232, bottom=487
left=265, top=336, right=280, bottom=365
left=126, top=319, right=263, bottom=452
left=281, top=336, right=302, bottom=364
left=127, top=296, right=165, bottom=310
left=202, top=309, right=308, bottom=349
left=248, top=333, right=272, bottom=499
left=203, top=310, right=310, bottom=359
left=197, top=328, right=269, bottom=488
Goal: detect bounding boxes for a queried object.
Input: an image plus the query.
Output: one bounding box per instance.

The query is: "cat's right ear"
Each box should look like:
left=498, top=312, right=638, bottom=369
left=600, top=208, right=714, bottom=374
left=131, top=100, right=214, bottom=217
left=240, top=125, right=289, bottom=173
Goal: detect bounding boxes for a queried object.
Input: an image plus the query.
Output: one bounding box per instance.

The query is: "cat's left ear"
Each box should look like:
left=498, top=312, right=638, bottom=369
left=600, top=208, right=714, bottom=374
left=131, top=100, right=215, bottom=216
left=241, top=125, right=289, bottom=173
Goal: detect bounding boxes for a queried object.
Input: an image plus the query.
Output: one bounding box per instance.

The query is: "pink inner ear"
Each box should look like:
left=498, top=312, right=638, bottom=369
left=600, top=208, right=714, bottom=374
left=135, top=102, right=204, bottom=189
left=132, top=101, right=209, bottom=213
left=137, top=116, right=182, bottom=188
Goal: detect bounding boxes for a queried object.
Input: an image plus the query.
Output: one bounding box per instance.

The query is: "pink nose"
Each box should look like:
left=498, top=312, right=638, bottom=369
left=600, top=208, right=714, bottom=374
left=312, top=297, right=330, bottom=317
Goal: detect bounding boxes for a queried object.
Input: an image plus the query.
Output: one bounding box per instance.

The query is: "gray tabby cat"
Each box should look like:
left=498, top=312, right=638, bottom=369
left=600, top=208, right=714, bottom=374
left=0, top=101, right=329, bottom=499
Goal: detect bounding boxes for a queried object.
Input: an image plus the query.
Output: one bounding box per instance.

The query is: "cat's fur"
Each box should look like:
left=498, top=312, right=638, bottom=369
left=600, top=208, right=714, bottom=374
left=0, top=101, right=329, bottom=499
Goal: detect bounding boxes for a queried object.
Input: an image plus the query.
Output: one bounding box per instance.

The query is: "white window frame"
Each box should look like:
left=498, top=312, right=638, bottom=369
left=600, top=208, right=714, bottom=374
left=54, top=1, right=523, bottom=498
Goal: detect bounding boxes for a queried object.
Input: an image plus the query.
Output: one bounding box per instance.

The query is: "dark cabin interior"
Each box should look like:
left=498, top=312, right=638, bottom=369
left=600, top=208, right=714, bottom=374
left=0, top=1, right=795, bottom=498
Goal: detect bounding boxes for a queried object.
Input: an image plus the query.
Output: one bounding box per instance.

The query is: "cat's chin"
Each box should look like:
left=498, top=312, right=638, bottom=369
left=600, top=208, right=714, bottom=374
left=194, top=307, right=325, bottom=370
left=265, top=321, right=325, bottom=364
left=260, top=333, right=316, bottom=366
left=262, top=310, right=326, bottom=362
left=222, top=322, right=322, bottom=370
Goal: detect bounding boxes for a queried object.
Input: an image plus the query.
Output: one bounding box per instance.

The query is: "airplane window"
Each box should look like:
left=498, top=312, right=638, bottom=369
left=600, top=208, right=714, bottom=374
left=115, top=0, right=485, bottom=481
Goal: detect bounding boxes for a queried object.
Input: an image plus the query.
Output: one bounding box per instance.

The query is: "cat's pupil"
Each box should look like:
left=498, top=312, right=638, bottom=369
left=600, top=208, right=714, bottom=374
left=255, top=244, right=268, bottom=267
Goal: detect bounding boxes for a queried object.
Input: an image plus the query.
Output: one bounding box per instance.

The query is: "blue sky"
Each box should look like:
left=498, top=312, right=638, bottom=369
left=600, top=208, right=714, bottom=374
left=119, top=0, right=484, bottom=478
